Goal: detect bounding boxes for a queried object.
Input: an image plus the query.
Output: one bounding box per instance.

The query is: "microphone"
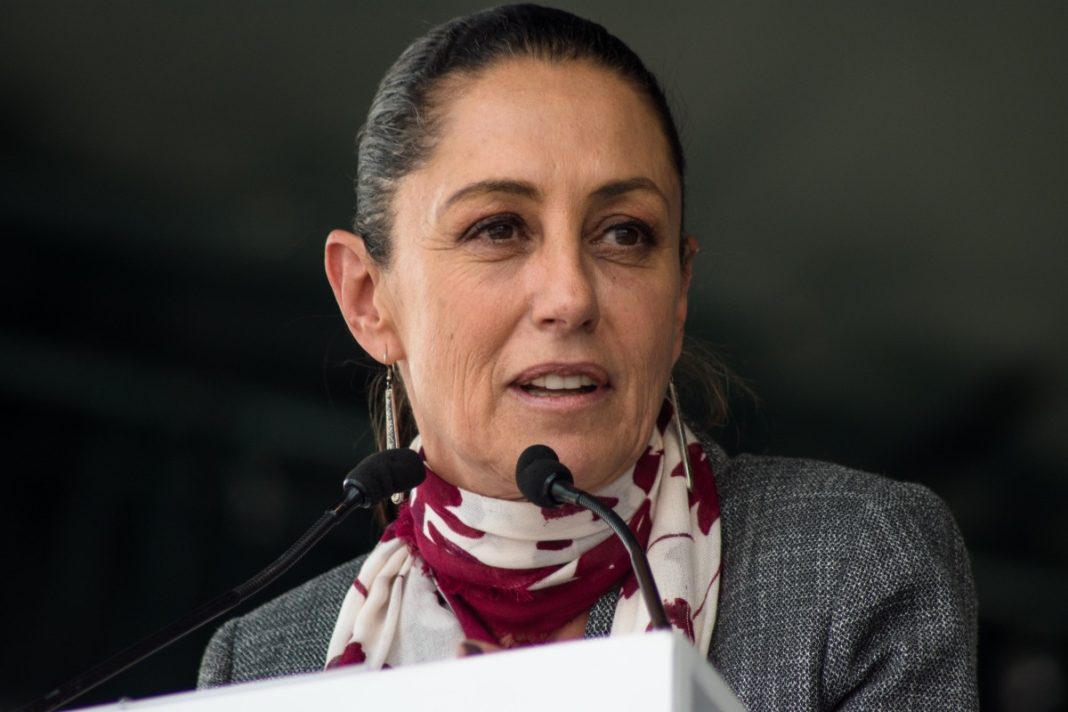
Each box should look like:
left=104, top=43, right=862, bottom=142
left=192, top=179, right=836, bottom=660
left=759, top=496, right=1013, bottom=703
left=343, top=447, right=425, bottom=507
left=515, top=445, right=670, bottom=631
left=22, top=449, right=425, bottom=712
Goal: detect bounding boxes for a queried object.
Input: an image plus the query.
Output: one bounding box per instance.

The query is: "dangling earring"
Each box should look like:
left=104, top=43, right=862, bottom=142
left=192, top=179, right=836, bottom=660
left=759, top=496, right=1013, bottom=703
left=383, top=355, right=409, bottom=504
left=383, top=359, right=398, bottom=451
left=668, top=379, right=694, bottom=492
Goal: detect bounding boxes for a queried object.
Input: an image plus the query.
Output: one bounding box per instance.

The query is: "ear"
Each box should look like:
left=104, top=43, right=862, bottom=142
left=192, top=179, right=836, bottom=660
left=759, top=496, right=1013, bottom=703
left=324, top=229, right=404, bottom=363
left=673, top=235, right=699, bottom=361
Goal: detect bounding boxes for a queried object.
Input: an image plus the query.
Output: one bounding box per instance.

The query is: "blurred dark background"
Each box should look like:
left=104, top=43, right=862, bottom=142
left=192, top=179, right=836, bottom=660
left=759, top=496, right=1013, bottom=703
left=2, top=2, right=1065, bottom=710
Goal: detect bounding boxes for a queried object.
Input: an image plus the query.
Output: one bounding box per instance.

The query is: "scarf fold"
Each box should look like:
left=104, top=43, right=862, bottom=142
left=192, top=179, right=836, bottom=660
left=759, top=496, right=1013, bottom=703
left=325, top=403, right=722, bottom=670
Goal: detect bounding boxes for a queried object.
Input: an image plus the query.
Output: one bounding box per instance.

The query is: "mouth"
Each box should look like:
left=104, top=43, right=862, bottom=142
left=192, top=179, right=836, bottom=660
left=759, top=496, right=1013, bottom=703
left=520, top=373, right=599, bottom=397
left=511, top=364, right=610, bottom=399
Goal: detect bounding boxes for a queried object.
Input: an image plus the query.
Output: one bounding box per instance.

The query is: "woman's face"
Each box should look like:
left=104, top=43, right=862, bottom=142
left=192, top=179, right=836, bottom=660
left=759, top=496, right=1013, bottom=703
left=361, top=58, right=691, bottom=499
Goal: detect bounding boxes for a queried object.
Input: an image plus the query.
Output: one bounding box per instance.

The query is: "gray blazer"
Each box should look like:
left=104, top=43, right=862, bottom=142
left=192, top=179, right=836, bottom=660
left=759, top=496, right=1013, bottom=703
left=199, top=447, right=978, bottom=711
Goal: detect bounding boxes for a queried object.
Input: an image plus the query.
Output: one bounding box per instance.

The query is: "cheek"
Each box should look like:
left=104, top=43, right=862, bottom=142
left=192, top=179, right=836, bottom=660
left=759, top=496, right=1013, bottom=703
left=619, top=281, right=682, bottom=411
left=400, top=270, right=514, bottom=424
left=614, top=272, right=681, bottom=363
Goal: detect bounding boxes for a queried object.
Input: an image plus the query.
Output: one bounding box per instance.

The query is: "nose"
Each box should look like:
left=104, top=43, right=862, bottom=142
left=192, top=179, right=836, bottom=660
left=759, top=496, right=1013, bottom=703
left=528, top=238, right=600, bottom=334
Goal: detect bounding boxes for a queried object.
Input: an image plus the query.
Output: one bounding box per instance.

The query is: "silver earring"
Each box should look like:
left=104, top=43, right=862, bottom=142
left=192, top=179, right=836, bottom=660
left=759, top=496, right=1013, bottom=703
left=668, top=380, right=694, bottom=492
left=384, top=362, right=398, bottom=451
left=383, top=361, right=409, bottom=504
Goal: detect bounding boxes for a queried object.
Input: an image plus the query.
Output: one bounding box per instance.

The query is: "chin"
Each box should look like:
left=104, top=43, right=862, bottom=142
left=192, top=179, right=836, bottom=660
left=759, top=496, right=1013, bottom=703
left=500, top=408, right=652, bottom=494
left=531, top=436, right=637, bottom=494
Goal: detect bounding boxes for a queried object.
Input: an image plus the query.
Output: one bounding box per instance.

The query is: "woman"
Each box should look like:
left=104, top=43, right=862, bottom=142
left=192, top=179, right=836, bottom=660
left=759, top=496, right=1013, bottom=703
left=199, top=5, right=977, bottom=709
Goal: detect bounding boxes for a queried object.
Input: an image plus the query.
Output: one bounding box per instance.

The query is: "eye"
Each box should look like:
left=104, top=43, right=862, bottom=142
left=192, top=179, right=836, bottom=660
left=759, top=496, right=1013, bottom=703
left=462, top=214, right=526, bottom=243
left=602, top=220, right=656, bottom=247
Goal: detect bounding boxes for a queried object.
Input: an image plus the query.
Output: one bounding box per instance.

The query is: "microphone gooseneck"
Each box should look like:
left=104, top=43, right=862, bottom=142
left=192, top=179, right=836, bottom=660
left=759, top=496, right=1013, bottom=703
left=21, top=449, right=426, bottom=712
left=514, top=444, right=670, bottom=631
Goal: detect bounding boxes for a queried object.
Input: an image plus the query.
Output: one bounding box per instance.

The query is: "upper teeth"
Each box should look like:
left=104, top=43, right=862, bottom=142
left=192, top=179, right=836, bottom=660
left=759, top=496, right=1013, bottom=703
left=527, top=374, right=596, bottom=390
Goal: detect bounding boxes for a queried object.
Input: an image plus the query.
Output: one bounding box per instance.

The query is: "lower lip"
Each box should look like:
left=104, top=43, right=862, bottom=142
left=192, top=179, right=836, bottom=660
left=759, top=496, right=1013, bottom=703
left=508, top=384, right=611, bottom=411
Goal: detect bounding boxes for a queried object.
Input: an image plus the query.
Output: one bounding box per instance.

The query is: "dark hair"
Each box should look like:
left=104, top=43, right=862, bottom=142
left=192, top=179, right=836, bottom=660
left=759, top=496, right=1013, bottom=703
left=357, top=5, right=736, bottom=473
left=353, top=3, right=686, bottom=264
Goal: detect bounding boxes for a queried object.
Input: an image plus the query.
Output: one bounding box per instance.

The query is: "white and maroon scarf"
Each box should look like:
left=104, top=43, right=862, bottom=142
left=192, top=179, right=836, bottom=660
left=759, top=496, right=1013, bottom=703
left=325, top=404, right=722, bottom=670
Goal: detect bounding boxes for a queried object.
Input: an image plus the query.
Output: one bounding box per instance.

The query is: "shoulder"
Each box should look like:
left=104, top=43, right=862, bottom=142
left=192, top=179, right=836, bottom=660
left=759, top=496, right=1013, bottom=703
left=711, top=450, right=966, bottom=549
left=197, top=555, right=367, bottom=688
left=705, top=448, right=978, bottom=710
left=702, top=444, right=970, bottom=570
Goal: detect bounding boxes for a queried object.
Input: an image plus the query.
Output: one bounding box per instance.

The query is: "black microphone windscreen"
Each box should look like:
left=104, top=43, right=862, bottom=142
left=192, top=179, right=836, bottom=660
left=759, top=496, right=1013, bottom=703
left=515, top=445, right=574, bottom=507
left=345, top=449, right=425, bottom=503
left=516, top=443, right=558, bottom=474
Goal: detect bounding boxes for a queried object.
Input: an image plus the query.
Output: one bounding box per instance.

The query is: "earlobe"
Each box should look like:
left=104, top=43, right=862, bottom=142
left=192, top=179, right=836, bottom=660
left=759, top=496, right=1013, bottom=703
left=324, top=229, right=402, bottom=363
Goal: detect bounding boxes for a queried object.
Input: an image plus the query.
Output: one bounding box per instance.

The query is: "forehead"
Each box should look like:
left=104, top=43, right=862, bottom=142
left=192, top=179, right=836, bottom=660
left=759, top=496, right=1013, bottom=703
left=411, top=57, right=680, bottom=209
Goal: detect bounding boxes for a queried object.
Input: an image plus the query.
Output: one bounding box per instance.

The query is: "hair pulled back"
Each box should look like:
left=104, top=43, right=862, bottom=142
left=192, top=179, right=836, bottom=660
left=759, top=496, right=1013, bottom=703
left=353, top=3, right=686, bottom=264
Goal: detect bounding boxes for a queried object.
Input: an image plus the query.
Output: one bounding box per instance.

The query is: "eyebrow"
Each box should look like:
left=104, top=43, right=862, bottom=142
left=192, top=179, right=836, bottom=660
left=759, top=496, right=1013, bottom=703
left=441, top=179, right=540, bottom=215
left=590, top=176, right=668, bottom=205
left=439, top=175, right=668, bottom=216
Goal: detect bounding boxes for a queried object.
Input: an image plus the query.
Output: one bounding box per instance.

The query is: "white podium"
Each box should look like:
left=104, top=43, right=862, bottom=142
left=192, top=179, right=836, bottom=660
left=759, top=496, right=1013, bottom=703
left=83, top=632, right=745, bottom=711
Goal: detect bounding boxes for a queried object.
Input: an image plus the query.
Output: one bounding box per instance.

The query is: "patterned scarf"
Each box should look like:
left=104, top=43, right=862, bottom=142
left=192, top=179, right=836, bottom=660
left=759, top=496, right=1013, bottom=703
left=325, top=404, right=722, bottom=670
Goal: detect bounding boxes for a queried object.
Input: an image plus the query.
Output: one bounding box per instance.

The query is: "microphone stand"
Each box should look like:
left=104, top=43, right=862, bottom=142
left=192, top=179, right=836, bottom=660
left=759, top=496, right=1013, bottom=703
left=21, top=488, right=364, bottom=712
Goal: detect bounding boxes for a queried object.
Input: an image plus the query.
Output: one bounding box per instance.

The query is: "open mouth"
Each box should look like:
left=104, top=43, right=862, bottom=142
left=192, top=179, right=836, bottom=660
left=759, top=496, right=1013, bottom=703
left=518, top=373, right=599, bottom=397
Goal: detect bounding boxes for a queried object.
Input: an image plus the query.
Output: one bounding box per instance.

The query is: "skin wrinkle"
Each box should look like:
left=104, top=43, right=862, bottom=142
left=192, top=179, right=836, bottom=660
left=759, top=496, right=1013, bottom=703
left=439, top=176, right=669, bottom=220
left=328, top=57, right=692, bottom=500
